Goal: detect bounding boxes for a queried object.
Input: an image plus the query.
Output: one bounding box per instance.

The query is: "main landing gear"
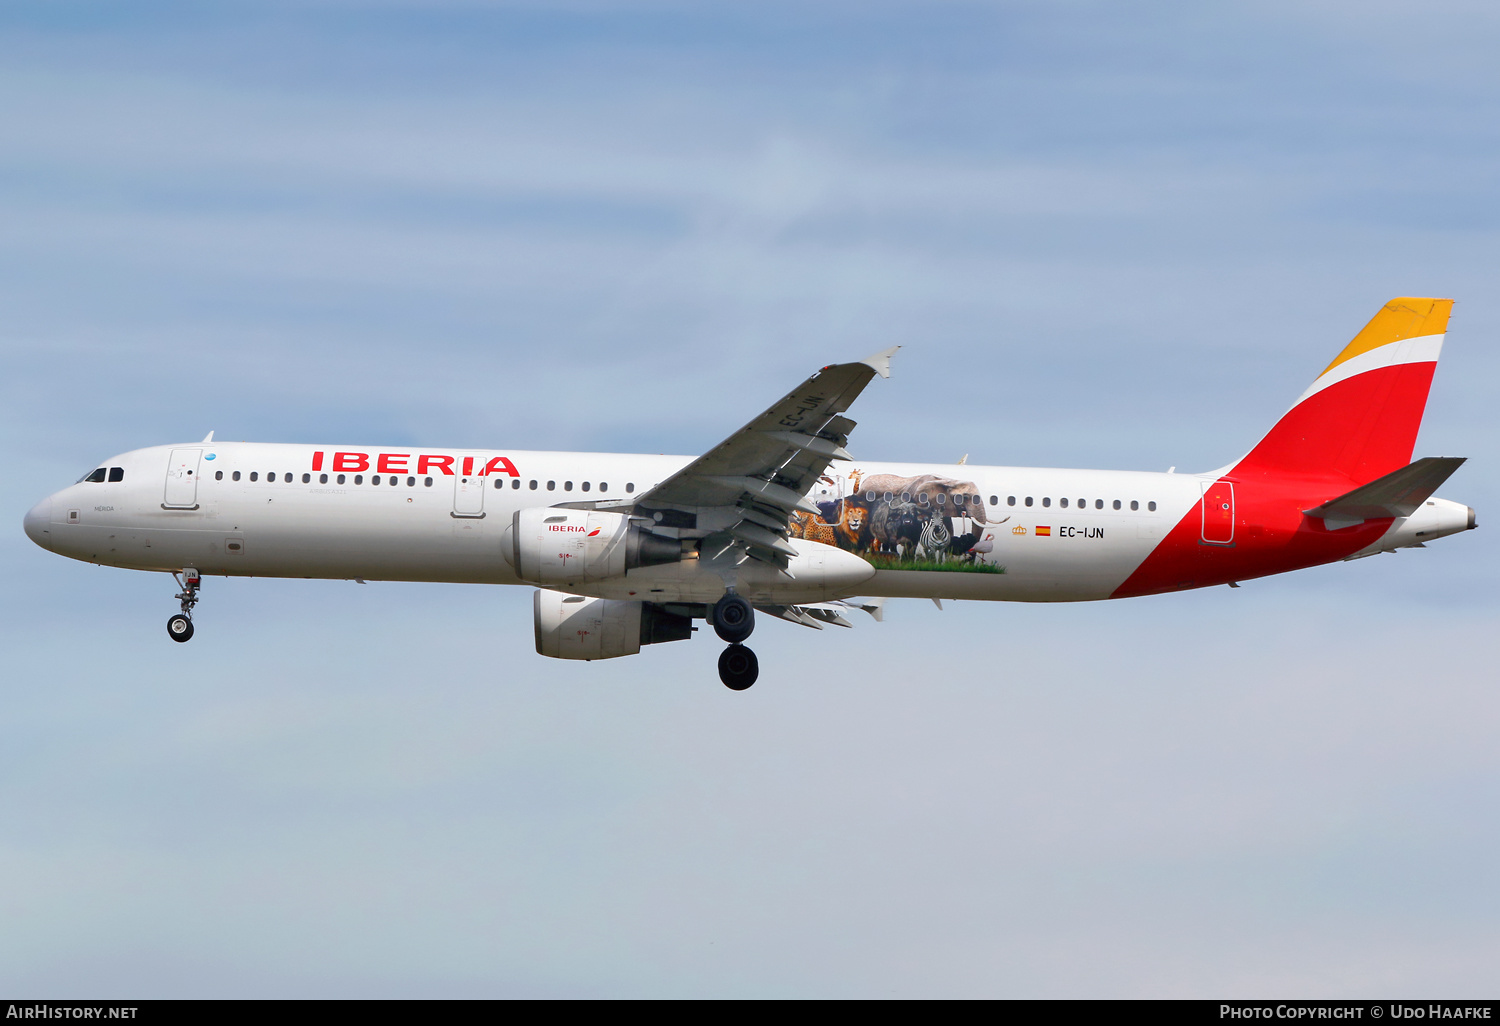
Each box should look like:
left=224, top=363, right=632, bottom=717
left=718, top=644, right=758, bottom=691
left=167, top=568, right=201, bottom=643
left=712, top=590, right=758, bottom=690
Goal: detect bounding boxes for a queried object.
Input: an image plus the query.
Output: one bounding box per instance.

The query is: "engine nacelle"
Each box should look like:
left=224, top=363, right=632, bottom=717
left=505, top=507, right=681, bottom=586
left=534, top=590, right=693, bottom=660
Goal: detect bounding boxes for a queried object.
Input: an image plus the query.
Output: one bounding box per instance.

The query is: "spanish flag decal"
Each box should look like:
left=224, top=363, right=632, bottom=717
left=1036, top=525, right=1052, bottom=537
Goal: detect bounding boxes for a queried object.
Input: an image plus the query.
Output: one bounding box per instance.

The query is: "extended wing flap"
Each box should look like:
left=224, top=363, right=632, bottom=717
left=754, top=600, right=868, bottom=630
left=1304, top=456, right=1467, bottom=522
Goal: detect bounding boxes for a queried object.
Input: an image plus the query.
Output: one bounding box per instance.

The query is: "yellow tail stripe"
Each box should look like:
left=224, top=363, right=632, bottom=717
left=1321, top=297, right=1453, bottom=376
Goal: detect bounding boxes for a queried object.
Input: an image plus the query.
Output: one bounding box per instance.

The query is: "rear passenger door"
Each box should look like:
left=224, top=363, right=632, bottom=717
left=1200, top=480, right=1234, bottom=545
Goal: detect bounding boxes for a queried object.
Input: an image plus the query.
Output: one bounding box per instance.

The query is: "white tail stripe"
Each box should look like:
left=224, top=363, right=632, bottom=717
left=1297, top=332, right=1444, bottom=403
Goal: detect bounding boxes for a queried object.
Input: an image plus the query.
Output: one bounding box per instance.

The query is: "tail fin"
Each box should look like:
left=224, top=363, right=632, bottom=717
left=1231, top=297, right=1452, bottom=486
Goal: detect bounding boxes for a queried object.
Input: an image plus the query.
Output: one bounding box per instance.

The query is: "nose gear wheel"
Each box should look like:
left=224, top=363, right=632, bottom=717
left=168, top=568, right=201, bottom=643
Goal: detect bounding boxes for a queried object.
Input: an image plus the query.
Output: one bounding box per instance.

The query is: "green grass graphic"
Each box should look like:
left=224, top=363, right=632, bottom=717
left=861, top=554, right=1006, bottom=573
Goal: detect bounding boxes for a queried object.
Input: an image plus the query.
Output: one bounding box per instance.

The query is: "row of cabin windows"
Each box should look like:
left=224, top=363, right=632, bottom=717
left=858, top=487, right=1156, bottom=513
left=1006, top=495, right=1155, bottom=512
left=863, top=490, right=980, bottom=507
left=81, top=467, right=125, bottom=482
left=516, top=479, right=633, bottom=493
left=186, top=471, right=1156, bottom=512
left=211, top=470, right=636, bottom=493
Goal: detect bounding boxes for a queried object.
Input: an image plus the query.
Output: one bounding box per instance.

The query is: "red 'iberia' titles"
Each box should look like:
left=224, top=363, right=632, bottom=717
left=310, top=452, right=520, bottom=477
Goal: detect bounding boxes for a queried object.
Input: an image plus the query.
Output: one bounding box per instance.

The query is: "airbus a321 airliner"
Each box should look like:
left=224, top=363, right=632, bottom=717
left=23, top=297, right=1474, bottom=689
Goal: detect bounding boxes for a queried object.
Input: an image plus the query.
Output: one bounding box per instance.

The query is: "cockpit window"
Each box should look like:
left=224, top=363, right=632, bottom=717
left=80, top=468, right=107, bottom=483
left=108, top=467, right=124, bottom=482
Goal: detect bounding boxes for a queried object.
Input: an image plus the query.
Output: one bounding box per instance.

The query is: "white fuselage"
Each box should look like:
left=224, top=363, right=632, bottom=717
left=25, top=441, right=1471, bottom=606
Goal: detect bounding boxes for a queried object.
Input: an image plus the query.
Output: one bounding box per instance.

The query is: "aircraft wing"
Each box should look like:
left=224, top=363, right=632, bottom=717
left=629, top=347, right=898, bottom=565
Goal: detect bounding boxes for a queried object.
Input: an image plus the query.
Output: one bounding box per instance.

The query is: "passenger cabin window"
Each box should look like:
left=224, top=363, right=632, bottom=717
left=1077, top=498, right=1085, bottom=508
left=1042, top=497, right=1051, bottom=508
left=582, top=482, right=591, bottom=492
left=529, top=480, right=538, bottom=490
left=1007, top=496, right=1015, bottom=506
left=372, top=475, right=382, bottom=485
left=354, top=475, right=363, bottom=485
left=109, top=467, right=124, bottom=482
left=1060, top=498, right=1069, bottom=508
left=320, top=474, right=329, bottom=484
left=215, top=471, right=223, bottom=480
left=626, top=483, right=634, bottom=493
left=233, top=471, right=241, bottom=481
left=1149, top=501, right=1157, bottom=511
left=337, top=474, right=346, bottom=484
left=1130, top=500, right=1138, bottom=511
left=285, top=473, right=293, bottom=483
left=512, top=479, right=521, bottom=489
left=249, top=472, right=258, bottom=482
left=1025, top=496, right=1033, bottom=507
left=425, top=477, right=433, bottom=486
left=302, top=473, right=311, bottom=483
left=547, top=481, right=556, bottom=491
left=1095, top=499, right=1103, bottom=509
left=564, top=481, right=573, bottom=491
left=1113, top=499, right=1121, bottom=510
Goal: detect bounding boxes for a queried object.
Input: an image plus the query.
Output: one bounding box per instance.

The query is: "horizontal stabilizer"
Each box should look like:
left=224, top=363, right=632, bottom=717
left=1304, top=456, right=1466, bottom=525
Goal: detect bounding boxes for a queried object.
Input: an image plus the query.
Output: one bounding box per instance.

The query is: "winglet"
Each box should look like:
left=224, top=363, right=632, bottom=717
left=201, top=431, right=215, bottom=443
left=860, top=346, right=900, bottom=379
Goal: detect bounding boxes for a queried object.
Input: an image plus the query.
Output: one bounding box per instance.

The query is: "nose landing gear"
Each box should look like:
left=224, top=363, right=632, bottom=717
left=712, top=590, right=758, bottom=690
left=167, top=568, right=200, bottom=643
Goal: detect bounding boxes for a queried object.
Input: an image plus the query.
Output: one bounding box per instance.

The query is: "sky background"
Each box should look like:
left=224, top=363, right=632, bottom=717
left=2, top=0, right=1497, bottom=997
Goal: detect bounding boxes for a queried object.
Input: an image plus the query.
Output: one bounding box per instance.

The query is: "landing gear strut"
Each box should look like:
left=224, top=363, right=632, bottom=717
left=167, top=568, right=200, bottom=643
left=712, top=590, right=758, bottom=689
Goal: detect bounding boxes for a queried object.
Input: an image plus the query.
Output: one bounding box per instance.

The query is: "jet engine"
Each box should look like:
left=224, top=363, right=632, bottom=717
left=534, top=590, right=693, bottom=660
left=505, top=508, right=681, bottom=586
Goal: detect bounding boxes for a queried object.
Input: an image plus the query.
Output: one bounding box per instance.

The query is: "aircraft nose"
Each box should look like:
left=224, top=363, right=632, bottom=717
left=23, top=496, right=52, bottom=551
